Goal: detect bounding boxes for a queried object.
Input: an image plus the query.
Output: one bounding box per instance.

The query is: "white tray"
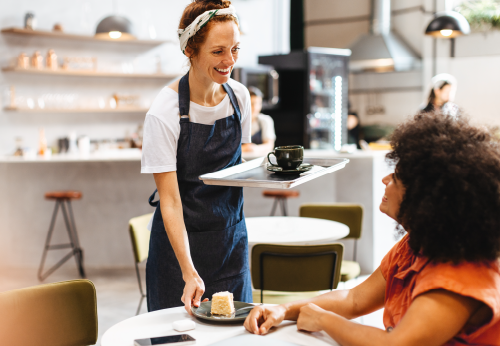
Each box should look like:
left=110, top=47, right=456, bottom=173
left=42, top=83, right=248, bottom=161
left=199, top=157, right=349, bottom=189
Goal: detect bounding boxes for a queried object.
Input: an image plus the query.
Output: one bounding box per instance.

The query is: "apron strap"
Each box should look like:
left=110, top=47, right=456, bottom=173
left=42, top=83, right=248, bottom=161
left=178, top=72, right=191, bottom=118
left=148, top=189, right=159, bottom=207
left=178, top=71, right=242, bottom=123
left=222, top=83, right=242, bottom=122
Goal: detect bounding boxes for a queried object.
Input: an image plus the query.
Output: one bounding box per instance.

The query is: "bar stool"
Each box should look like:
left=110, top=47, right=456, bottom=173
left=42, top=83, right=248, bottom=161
left=262, top=190, right=300, bottom=216
left=38, top=190, right=85, bottom=281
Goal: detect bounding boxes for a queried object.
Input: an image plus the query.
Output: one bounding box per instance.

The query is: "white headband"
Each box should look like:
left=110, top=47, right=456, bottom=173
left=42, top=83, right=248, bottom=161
left=177, top=5, right=238, bottom=55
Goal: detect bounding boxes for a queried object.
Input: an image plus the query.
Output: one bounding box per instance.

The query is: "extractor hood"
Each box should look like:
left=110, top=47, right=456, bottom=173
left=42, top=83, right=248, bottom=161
left=349, top=0, right=420, bottom=72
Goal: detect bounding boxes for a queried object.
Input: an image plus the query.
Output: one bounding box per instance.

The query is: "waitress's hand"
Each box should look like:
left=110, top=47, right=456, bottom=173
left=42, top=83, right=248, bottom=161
left=182, top=273, right=206, bottom=314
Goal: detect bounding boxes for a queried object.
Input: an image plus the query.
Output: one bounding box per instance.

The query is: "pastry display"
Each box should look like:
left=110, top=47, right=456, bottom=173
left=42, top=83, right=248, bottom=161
left=210, top=291, right=235, bottom=316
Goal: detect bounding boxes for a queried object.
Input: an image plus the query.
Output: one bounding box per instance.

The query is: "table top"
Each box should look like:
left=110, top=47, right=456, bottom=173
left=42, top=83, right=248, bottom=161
left=101, top=306, right=339, bottom=346
left=246, top=217, right=349, bottom=246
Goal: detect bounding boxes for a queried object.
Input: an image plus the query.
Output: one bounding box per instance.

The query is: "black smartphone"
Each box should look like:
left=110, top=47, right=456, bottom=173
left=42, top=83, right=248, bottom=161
left=134, top=334, right=196, bottom=346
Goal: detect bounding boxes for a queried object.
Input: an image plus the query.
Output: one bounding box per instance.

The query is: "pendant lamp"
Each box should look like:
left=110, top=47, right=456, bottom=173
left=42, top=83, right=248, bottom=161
left=95, top=15, right=136, bottom=40
left=425, top=11, right=470, bottom=38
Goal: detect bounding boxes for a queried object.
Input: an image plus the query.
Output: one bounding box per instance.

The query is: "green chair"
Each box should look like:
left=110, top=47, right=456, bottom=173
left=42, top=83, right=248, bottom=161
left=251, top=243, right=344, bottom=304
left=300, top=204, right=363, bottom=282
left=129, top=213, right=153, bottom=315
left=0, top=279, right=97, bottom=346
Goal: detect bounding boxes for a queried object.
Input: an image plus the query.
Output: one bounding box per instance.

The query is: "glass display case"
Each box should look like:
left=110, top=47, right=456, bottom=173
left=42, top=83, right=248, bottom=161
left=307, top=51, right=349, bottom=150
left=258, top=47, right=350, bottom=150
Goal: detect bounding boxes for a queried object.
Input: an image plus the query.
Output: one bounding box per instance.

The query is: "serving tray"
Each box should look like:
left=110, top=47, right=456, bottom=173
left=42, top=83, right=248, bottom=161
left=199, top=157, right=349, bottom=189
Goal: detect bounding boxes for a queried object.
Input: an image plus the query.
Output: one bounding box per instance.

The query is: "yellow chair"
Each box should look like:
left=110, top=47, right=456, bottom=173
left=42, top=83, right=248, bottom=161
left=251, top=243, right=344, bottom=304
left=300, top=204, right=363, bottom=282
left=0, top=279, right=97, bottom=346
left=129, top=213, right=153, bottom=315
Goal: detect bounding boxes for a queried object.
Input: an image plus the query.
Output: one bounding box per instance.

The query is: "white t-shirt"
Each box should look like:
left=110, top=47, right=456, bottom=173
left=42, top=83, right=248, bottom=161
left=251, top=113, right=276, bottom=142
left=141, top=79, right=252, bottom=173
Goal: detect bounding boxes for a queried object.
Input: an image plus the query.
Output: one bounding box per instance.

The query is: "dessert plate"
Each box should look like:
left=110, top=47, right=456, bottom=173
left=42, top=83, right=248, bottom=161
left=266, top=163, right=313, bottom=174
left=191, top=301, right=256, bottom=324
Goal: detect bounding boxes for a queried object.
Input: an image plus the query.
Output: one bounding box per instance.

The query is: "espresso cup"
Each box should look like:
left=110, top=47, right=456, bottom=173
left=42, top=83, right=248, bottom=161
left=267, top=145, right=304, bottom=170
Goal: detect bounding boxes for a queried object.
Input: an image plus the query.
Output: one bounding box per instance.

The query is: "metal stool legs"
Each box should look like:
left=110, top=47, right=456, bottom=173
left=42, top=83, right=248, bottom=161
left=134, top=261, right=147, bottom=315
left=38, top=199, right=86, bottom=281
left=270, top=197, right=288, bottom=216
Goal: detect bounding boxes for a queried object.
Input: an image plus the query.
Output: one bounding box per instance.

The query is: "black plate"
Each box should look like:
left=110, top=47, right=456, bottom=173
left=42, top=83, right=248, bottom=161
left=191, top=301, right=255, bottom=324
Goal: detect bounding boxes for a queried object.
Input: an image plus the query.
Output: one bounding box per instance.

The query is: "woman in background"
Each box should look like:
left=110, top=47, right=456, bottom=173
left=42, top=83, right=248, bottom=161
left=242, top=87, right=276, bottom=155
left=245, top=113, right=500, bottom=345
left=422, top=73, right=460, bottom=117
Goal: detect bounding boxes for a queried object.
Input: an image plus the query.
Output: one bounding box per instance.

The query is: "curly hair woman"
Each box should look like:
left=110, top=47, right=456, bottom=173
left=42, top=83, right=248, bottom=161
left=245, top=113, right=500, bottom=345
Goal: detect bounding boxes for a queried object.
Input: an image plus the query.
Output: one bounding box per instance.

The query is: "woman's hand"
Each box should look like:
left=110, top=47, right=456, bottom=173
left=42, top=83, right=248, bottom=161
left=181, top=273, right=207, bottom=314
left=297, top=303, right=328, bottom=332
left=244, top=305, right=287, bottom=335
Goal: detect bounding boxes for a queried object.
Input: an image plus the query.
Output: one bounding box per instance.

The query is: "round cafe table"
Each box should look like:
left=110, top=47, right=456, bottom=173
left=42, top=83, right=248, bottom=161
left=246, top=217, right=349, bottom=246
left=101, top=306, right=340, bottom=346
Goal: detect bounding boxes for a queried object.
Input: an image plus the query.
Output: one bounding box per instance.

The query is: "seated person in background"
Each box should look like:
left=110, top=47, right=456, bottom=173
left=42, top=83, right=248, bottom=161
left=245, top=113, right=500, bottom=345
left=242, top=87, right=276, bottom=155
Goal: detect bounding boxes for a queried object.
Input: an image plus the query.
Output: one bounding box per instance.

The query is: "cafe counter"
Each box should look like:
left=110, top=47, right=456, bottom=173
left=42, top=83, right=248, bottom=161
left=0, top=150, right=396, bottom=274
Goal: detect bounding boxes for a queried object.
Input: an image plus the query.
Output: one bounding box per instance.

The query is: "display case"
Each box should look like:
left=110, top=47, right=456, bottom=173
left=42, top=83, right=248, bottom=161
left=258, top=47, right=351, bottom=150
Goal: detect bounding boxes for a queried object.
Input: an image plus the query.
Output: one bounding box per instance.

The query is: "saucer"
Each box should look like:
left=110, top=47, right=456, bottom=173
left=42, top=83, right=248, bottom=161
left=267, top=163, right=313, bottom=174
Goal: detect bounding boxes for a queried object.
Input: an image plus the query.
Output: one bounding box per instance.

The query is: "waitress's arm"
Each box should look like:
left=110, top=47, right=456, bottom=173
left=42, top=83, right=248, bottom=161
left=153, top=171, right=206, bottom=314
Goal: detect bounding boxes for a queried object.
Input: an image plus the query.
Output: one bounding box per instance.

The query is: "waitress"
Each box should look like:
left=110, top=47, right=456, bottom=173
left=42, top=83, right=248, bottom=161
left=141, top=0, right=253, bottom=313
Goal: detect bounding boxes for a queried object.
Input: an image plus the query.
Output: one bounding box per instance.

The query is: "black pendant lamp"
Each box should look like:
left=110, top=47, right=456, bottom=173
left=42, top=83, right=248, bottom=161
left=425, top=11, right=470, bottom=38
left=95, top=15, right=136, bottom=40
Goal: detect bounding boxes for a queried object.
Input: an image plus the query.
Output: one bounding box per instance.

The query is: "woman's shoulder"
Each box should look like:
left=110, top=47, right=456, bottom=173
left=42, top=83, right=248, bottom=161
left=258, top=113, right=274, bottom=123
left=227, top=78, right=250, bottom=99
left=147, top=86, right=179, bottom=122
left=414, top=259, right=500, bottom=313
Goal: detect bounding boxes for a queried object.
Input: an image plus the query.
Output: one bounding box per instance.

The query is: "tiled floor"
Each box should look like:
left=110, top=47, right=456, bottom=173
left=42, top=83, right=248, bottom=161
left=0, top=267, right=384, bottom=346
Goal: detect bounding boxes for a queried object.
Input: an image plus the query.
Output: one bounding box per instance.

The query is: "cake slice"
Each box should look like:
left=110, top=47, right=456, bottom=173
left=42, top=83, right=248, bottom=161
left=211, top=291, right=235, bottom=316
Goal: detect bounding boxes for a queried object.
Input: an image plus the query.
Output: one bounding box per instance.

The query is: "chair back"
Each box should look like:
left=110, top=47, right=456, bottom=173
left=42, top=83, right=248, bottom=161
left=300, top=204, right=363, bottom=240
left=129, top=213, right=153, bottom=263
left=0, top=279, right=97, bottom=346
left=251, top=244, right=344, bottom=295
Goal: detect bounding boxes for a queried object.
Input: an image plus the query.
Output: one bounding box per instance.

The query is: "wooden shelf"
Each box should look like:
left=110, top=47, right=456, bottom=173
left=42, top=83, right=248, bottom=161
left=1, top=27, right=171, bottom=47
left=2, top=67, right=180, bottom=80
left=4, top=107, right=148, bottom=114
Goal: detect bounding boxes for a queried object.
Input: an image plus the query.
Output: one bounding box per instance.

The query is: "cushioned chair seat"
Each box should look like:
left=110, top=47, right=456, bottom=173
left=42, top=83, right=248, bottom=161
left=341, top=260, right=361, bottom=282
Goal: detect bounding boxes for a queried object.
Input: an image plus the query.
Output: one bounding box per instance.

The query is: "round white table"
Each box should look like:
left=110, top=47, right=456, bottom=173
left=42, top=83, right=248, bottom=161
left=101, top=306, right=340, bottom=346
left=246, top=217, right=349, bottom=246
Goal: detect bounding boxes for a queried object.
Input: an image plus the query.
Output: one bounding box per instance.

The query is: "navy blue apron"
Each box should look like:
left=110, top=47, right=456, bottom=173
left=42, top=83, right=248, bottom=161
left=251, top=118, right=263, bottom=145
left=146, top=73, right=252, bottom=311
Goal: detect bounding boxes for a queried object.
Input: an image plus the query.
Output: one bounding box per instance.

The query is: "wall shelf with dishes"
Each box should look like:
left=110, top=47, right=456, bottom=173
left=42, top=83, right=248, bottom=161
left=4, top=107, right=149, bottom=114
left=2, top=67, right=179, bottom=80
left=1, top=27, right=171, bottom=48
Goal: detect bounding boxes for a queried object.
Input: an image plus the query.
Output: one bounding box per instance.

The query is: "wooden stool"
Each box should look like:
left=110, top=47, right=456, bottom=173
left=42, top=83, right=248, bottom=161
left=262, top=190, right=300, bottom=216
left=38, top=191, right=85, bottom=281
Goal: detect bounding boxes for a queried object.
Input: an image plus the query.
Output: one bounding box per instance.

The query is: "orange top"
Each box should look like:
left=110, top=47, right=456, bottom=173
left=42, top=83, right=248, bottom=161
left=380, top=234, right=500, bottom=345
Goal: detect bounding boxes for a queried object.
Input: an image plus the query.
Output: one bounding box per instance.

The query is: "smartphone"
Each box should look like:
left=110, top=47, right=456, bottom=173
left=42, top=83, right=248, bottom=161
left=134, top=334, right=196, bottom=346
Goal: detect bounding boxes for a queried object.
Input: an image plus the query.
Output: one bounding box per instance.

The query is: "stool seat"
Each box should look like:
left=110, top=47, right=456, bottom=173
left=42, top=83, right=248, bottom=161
left=45, top=191, right=82, bottom=200
left=263, top=190, right=300, bottom=198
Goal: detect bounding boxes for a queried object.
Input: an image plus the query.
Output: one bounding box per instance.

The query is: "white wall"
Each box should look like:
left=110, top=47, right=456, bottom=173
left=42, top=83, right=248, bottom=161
left=0, top=0, right=289, bottom=156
